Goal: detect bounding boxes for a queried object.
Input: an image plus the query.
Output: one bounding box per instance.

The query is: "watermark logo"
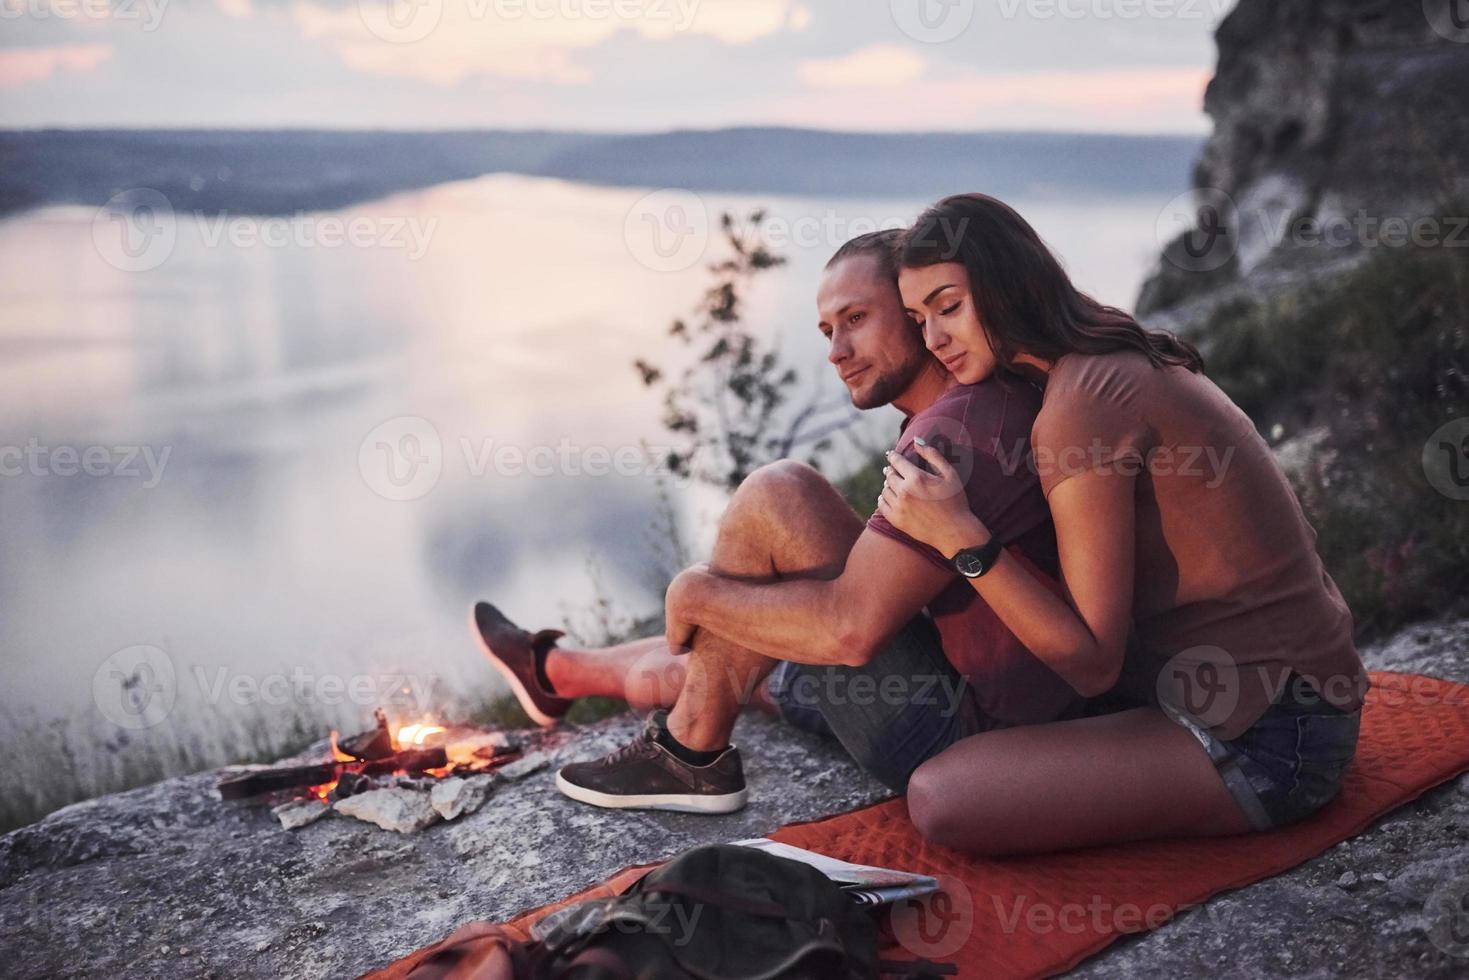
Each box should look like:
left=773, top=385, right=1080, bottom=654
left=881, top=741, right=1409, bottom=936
left=359, top=0, right=443, bottom=42
left=1426, top=0, right=1469, bottom=43
left=891, top=874, right=974, bottom=958
left=0, top=439, right=172, bottom=487
left=624, top=189, right=709, bottom=273
left=890, top=0, right=974, bottom=42
left=1156, top=187, right=1240, bottom=273
left=895, top=416, right=978, bottom=501
left=92, top=189, right=177, bottom=272
left=1155, top=645, right=1240, bottom=730
left=1425, top=876, right=1469, bottom=958
left=0, top=0, right=170, bottom=30
left=359, top=416, right=444, bottom=501
left=94, top=645, right=177, bottom=730
left=625, top=646, right=706, bottom=718
left=1423, top=418, right=1469, bottom=501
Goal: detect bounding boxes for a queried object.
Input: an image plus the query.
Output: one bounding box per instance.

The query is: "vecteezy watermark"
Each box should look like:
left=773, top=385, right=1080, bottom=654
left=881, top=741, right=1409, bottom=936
left=0, top=439, right=171, bottom=488
left=91, top=189, right=438, bottom=272
left=992, top=893, right=1174, bottom=935
left=889, top=0, right=975, bottom=43
left=94, top=645, right=178, bottom=730
left=996, top=0, right=1230, bottom=21
left=93, top=189, right=178, bottom=272
left=195, top=212, right=437, bottom=259
left=1423, top=417, right=1469, bottom=502
left=357, top=0, right=701, bottom=44
left=772, top=669, right=970, bottom=719
left=1425, top=876, right=1469, bottom=958
left=357, top=416, right=693, bottom=502
left=531, top=894, right=706, bottom=949
left=359, top=416, right=444, bottom=502
left=1155, top=645, right=1242, bottom=731
left=1157, top=188, right=1469, bottom=274
left=890, top=875, right=974, bottom=959
left=1425, top=0, right=1469, bottom=44
left=191, top=666, right=441, bottom=711
left=1155, top=188, right=1241, bottom=273
left=624, top=194, right=950, bottom=272
left=990, top=436, right=1237, bottom=489
left=0, top=0, right=168, bottom=30
left=624, top=189, right=710, bottom=273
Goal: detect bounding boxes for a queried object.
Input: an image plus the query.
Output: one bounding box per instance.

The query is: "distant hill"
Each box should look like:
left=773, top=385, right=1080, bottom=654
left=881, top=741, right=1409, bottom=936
left=0, top=127, right=1201, bottom=218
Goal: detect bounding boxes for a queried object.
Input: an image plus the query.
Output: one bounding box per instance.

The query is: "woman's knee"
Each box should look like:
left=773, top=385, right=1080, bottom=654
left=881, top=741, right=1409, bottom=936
left=906, top=757, right=965, bottom=847
left=906, top=749, right=1007, bottom=853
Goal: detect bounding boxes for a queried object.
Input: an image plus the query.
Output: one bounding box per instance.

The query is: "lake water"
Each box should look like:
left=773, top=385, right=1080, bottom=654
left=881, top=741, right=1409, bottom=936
left=0, top=174, right=1178, bottom=827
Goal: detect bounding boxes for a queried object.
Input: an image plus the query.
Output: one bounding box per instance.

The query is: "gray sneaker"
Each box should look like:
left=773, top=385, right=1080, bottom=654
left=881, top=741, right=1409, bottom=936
left=555, top=712, right=748, bottom=814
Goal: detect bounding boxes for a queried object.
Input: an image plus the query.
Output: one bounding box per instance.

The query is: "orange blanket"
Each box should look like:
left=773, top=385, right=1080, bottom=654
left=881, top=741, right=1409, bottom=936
left=369, top=671, right=1469, bottom=979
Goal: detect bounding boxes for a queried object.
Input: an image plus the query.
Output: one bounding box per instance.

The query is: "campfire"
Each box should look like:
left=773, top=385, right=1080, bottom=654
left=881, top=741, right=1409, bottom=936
left=217, top=710, right=550, bottom=833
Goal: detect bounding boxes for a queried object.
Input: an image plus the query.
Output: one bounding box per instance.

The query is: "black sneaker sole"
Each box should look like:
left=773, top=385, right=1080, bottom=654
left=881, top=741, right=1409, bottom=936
left=469, top=603, right=564, bottom=728
left=554, top=770, right=748, bottom=814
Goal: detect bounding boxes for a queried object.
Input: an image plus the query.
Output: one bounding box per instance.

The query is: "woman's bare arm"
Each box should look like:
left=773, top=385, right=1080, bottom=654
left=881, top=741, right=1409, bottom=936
left=879, top=442, right=1135, bottom=697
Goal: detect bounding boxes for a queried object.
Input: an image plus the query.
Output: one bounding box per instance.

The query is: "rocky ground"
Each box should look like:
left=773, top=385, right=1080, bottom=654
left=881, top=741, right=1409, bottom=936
left=2, top=618, right=1466, bottom=978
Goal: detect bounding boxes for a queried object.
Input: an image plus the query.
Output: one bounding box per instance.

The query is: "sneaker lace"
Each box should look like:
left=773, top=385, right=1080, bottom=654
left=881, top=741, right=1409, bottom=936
left=601, top=725, right=658, bottom=767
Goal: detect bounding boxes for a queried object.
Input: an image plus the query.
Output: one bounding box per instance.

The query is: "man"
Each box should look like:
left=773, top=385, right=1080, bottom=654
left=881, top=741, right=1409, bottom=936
left=473, top=230, right=1080, bottom=813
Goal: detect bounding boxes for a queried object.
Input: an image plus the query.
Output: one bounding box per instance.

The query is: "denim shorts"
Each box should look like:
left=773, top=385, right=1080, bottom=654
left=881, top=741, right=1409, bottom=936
left=765, top=614, right=992, bottom=793
left=1162, top=672, right=1361, bottom=831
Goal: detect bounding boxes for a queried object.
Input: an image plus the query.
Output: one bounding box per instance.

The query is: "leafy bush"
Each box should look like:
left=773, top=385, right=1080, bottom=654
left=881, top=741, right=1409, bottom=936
left=1197, top=244, right=1469, bottom=637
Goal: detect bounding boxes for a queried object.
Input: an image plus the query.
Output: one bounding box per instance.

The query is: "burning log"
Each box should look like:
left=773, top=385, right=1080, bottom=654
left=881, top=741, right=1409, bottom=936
left=217, top=747, right=449, bottom=801
left=218, top=763, right=343, bottom=802
left=337, top=709, right=395, bottom=761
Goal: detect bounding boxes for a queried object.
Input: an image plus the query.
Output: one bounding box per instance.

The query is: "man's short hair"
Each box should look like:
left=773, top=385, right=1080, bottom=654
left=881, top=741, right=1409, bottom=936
left=825, top=229, right=901, bottom=284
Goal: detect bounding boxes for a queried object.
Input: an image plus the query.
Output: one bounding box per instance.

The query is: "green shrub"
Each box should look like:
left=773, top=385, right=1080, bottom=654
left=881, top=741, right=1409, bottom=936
left=1199, top=244, right=1469, bottom=638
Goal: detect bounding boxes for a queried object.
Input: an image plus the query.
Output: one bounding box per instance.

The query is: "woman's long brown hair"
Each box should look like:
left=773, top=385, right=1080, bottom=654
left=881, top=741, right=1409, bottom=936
left=898, top=193, right=1204, bottom=373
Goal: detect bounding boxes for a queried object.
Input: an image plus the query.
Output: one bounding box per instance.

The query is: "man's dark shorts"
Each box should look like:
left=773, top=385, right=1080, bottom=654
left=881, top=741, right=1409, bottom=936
left=765, top=614, right=994, bottom=792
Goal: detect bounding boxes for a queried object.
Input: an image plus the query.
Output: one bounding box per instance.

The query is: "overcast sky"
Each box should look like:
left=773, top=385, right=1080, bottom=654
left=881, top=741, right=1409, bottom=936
left=0, top=0, right=1237, bottom=130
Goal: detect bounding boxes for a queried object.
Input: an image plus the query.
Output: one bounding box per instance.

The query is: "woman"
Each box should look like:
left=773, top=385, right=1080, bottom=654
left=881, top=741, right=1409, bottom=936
left=877, top=193, right=1368, bottom=855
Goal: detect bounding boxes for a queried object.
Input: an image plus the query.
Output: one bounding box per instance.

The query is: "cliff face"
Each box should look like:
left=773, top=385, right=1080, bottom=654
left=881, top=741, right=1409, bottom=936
left=1139, top=0, right=1469, bottom=321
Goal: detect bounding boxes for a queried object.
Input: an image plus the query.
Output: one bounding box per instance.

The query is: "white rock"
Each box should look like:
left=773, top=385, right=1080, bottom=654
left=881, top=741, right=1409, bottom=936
left=334, top=788, right=441, bottom=833
left=272, top=800, right=329, bottom=831
left=430, top=776, right=493, bottom=821
left=494, top=752, right=550, bottom=783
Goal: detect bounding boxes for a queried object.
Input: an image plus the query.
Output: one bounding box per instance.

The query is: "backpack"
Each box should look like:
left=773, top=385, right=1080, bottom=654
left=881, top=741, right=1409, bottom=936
left=526, top=843, right=879, bottom=979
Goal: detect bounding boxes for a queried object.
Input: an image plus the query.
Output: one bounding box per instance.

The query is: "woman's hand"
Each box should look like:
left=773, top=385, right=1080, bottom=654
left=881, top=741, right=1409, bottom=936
left=878, top=439, right=991, bottom=557
left=663, top=563, right=710, bottom=654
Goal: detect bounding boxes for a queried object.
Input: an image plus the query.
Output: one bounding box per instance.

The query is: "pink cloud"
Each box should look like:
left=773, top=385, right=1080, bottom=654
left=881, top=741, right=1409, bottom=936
left=0, top=44, right=114, bottom=89
left=767, top=67, right=1212, bottom=132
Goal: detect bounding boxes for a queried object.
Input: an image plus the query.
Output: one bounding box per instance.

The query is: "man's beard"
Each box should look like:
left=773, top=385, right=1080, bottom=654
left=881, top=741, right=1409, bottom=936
left=851, top=350, right=930, bottom=410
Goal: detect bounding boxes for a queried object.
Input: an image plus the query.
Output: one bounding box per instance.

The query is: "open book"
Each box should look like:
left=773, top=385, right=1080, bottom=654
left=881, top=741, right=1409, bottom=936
left=732, top=838, right=939, bottom=907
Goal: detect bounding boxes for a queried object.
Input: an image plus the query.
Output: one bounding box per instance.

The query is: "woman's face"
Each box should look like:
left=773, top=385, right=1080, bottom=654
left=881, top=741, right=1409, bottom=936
left=898, top=261, right=999, bottom=386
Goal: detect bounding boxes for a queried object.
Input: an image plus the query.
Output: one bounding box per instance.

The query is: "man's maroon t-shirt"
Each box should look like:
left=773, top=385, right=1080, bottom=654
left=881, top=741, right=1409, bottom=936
left=866, top=375, right=1081, bottom=726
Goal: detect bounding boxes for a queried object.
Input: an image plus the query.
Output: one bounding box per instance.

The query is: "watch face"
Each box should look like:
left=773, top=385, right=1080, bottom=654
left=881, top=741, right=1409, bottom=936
left=955, top=551, right=987, bottom=577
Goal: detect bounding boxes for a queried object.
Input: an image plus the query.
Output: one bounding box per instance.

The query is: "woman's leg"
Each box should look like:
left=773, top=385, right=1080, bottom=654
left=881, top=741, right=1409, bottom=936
left=905, top=706, right=1252, bottom=856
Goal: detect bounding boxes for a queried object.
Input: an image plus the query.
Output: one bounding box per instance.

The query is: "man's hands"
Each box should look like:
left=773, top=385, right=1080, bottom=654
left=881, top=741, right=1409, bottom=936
left=664, top=562, right=711, bottom=654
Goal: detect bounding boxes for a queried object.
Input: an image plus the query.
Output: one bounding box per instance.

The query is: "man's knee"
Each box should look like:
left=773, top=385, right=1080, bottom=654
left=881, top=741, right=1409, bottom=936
left=733, top=459, right=831, bottom=511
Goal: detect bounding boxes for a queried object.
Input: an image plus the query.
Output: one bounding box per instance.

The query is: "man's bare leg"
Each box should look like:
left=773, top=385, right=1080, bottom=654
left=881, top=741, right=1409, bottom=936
left=660, top=461, right=863, bottom=751
left=545, top=460, right=861, bottom=724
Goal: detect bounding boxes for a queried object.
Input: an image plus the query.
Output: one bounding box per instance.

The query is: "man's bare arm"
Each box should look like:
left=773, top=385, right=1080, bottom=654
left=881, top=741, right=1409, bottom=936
left=666, top=529, right=952, bottom=668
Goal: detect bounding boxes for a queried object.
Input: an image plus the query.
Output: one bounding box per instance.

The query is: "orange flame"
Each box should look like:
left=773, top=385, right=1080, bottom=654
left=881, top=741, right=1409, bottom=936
left=394, top=723, right=446, bottom=750
left=328, top=730, right=356, bottom=763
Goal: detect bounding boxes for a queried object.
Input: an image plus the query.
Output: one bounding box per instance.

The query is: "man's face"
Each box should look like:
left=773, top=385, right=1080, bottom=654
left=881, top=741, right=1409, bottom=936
left=817, top=254, right=932, bottom=410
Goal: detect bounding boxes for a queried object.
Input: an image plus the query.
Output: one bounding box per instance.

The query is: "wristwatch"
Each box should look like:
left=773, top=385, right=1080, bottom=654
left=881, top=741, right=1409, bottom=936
left=952, top=536, right=1004, bottom=579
